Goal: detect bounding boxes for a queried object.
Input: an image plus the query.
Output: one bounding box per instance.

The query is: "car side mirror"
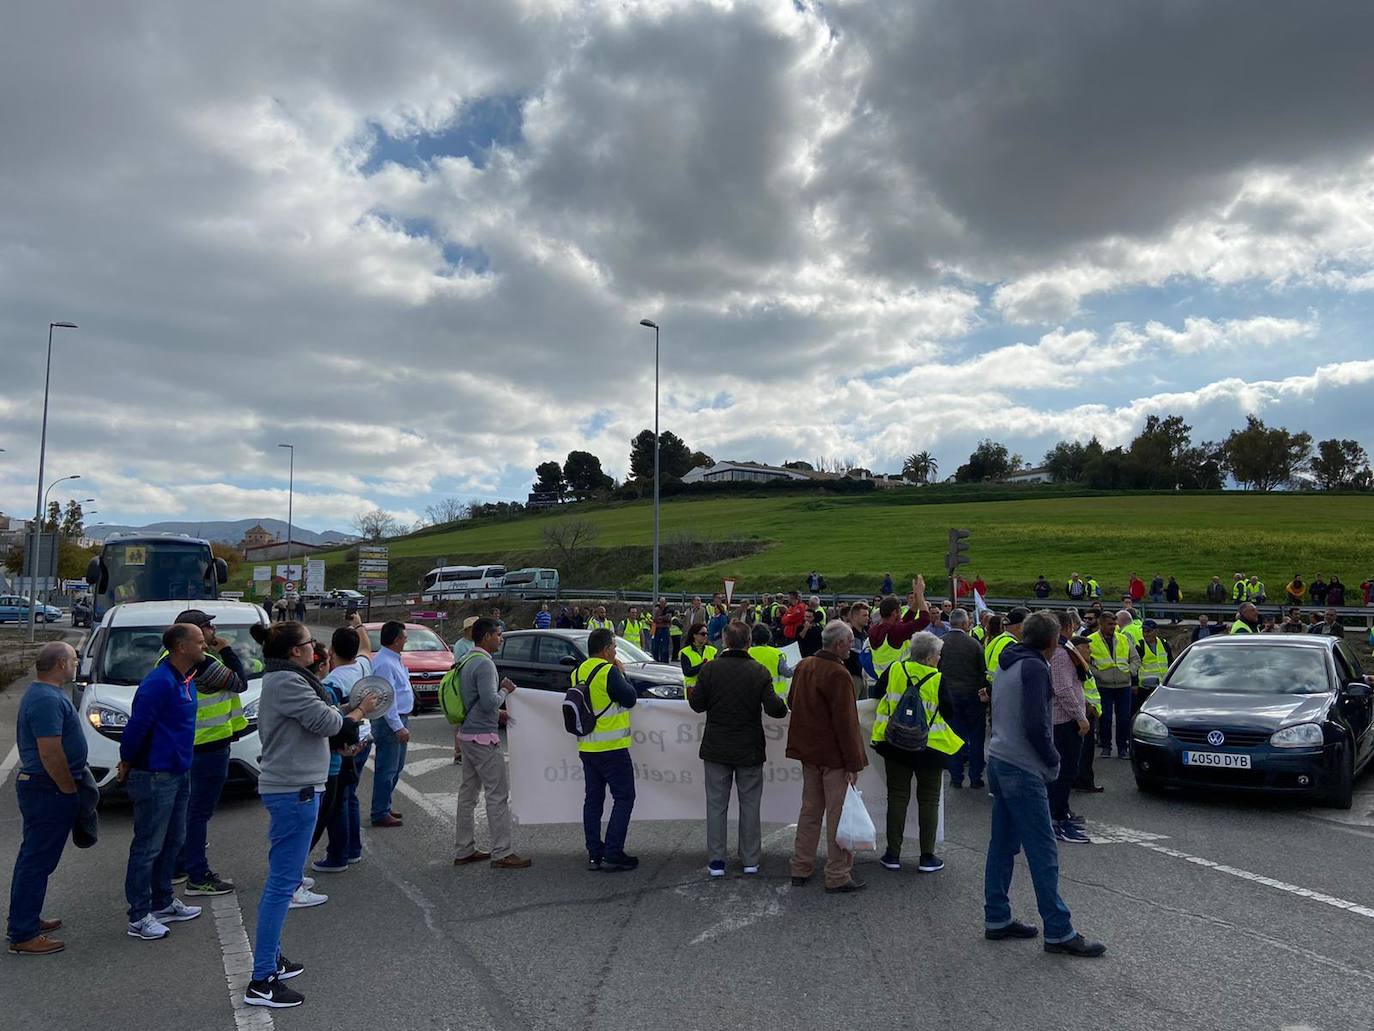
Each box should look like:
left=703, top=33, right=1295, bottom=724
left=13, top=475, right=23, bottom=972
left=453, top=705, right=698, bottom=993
left=1141, top=675, right=1161, bottom=690
left=214, top=558, right=229, bottom=585
left=1344, top=682, right=1371, bottom=700
left=559, top=655, right=577, bottom=667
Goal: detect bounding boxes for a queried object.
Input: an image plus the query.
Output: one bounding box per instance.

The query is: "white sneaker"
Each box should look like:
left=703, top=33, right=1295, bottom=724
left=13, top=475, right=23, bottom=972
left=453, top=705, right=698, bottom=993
left=127, top=914, right=171, bottom=940
left=152, top=899, right=202, bottom=923
left=289, top=886, right=328, bottom=909
left=299, top=876, right=315, bottom=890
left=742, top=866, right=760, bottom=875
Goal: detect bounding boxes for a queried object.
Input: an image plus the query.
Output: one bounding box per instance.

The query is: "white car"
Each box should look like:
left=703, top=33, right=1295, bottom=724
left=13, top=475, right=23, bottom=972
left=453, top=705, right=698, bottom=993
left=75, top=600, right=269, bottom=795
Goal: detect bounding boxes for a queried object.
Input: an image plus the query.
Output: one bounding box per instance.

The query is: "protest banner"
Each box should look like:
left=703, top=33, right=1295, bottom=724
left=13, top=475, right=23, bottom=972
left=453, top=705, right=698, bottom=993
left=506, top=690, right=942, bottom=841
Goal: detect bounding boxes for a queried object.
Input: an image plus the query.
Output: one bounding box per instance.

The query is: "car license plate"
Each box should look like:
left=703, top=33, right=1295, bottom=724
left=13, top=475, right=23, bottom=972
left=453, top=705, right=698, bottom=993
left=1182, top=751, right=1251, bottom=769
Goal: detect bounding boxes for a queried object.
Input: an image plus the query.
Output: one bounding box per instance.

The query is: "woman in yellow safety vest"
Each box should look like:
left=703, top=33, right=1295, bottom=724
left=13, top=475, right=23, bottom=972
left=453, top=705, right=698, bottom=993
left=679, top=623, right=716, bottom=699
left=870, top=631, right=963, bottom=874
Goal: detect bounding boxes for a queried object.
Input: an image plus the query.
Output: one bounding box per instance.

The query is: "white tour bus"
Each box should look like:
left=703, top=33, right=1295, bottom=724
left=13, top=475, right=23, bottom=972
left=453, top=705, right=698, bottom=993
left=420, top=564, right=506, bottom=601
left=500, top=567, right=560, bottom=597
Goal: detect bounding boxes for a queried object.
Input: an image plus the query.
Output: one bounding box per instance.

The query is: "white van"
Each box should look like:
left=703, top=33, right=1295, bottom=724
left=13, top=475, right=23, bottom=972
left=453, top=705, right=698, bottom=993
left=74, top=600, right=269, bottom=795
left=420, top=564, right=507, bottom=601
left=501, top=568, right=560, bottom=597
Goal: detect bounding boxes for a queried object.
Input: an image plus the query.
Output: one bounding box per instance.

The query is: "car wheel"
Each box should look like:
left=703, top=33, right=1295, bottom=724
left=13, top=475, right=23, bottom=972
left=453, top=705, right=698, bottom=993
left=1327, top=750, right=1355, bottom=810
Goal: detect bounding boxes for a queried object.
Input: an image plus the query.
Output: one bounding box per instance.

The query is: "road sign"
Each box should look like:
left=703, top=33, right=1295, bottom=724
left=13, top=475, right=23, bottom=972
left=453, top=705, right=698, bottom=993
left=723, top=578, right=736, bottom=604
left=305, top=559, right=325, bottom=594
left=410, top=610, right=442, bottom=620
left=284, top=581, right=296, bottom=594
left=358, top=545, right=388, bottom=592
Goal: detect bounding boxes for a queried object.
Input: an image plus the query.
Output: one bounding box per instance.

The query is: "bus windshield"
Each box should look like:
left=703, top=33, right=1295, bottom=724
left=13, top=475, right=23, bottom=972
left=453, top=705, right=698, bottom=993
left=92, top=539, right=219, bottom=616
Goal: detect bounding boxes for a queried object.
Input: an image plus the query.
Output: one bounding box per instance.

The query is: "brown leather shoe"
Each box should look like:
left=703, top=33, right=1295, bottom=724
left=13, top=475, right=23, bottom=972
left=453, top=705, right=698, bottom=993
left=389, top=810, right=403, bottom=819
left=453, top=851, right=492, bottom=865
left=370, top=814, right=403, bottom=828
left=8, top=935, right=64, bottom=956
left=39, top=918, right=62, bottom=933
left=491, top=854, right=532, bottom=869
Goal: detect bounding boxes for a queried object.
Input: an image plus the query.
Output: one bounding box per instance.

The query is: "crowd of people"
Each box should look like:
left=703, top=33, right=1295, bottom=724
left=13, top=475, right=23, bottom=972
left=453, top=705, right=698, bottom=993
left=17, top=564, right=1374, bottom=994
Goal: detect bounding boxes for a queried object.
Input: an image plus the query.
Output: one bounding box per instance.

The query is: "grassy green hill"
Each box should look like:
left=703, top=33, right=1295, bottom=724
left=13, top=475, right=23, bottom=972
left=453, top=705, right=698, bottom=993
left=240, top=490, right=1374, bottom=600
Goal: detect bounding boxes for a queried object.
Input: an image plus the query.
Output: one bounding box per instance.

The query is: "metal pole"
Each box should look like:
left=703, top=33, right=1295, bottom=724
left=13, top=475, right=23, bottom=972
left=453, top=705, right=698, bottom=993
left=279, top=443, right=294, bottom=590
left=28, top=326, right=54, bottom=642
left=653, top=323, right=660, bottom=602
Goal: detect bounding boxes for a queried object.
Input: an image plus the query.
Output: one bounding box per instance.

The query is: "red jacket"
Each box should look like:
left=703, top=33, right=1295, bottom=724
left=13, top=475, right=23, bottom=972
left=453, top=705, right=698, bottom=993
left=780, top=602, right=807, bottom=640
left=1129, top=578, right=1145, bottom=601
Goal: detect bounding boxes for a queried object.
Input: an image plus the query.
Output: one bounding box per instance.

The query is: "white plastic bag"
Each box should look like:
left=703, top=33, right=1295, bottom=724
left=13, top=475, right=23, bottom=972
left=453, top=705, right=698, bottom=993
left=835, top=784, right=877, bottom=852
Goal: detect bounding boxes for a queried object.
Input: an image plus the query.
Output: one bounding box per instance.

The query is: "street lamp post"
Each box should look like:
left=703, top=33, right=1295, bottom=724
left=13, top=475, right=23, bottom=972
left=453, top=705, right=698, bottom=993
left=638, top=319, right=661, bottom=603
left=28, top=321, right=78, bottom=641
left=278, top=443, right=294, bottom=587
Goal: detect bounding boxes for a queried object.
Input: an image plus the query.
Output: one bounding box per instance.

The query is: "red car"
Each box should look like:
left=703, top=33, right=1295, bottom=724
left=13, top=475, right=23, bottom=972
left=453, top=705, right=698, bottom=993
left=363, top=622, right=453, bottom=711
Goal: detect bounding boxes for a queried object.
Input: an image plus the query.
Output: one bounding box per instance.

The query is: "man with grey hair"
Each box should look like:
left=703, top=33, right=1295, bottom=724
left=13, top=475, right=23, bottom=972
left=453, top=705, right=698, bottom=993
left=7, top=643, right=84, bottom=956
left=984, top=610, right=1105, bottom=958
left=786, top=620, right=868, bottom=893
left=941, top=608, right=988, bottom=788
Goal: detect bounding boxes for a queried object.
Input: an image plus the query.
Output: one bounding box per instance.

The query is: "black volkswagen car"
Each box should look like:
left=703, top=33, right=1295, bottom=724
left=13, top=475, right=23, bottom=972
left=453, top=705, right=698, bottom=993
left=1131, top=635, right=1374, bottom=808
left=493, top=629, right=685, bottom=699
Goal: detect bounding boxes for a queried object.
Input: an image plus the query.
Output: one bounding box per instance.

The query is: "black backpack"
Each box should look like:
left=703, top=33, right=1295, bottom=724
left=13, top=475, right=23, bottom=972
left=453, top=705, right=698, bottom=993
left=884, top=667, right=938, bottom=752
left=563, top=660, right=614, bottom=737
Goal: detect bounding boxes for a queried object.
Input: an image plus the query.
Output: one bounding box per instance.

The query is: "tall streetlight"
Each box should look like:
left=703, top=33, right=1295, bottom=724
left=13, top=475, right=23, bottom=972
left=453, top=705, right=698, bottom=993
left=28, top=321, right=78, bottom=641
left=278, top=444, right=294, bottom=586
left=638, top=318, right=661, bottom=602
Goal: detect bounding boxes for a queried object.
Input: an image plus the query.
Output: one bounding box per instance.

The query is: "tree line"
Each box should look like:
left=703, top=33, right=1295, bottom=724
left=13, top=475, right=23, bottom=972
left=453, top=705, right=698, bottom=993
left=960, top=415, right=1369, bottom=491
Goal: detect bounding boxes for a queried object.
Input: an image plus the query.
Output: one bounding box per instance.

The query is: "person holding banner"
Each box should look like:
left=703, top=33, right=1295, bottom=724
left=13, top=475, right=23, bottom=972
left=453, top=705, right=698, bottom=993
left=577, top=629, right=640, bottom=872
left=689, top=621, right=789, bottom=877
left=786, top=621, right=869, bottom=893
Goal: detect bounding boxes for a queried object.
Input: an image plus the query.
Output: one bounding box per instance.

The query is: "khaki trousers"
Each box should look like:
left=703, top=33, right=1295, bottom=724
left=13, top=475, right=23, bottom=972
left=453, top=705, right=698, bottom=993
left=454, top=739, right=513, bottom=860
left=790, top=764, right=853, bottom=888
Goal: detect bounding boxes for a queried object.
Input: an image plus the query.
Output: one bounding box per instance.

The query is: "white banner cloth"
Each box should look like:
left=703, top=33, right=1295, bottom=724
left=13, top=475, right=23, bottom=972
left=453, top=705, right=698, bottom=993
left=506, top=690, right=943, bottom=842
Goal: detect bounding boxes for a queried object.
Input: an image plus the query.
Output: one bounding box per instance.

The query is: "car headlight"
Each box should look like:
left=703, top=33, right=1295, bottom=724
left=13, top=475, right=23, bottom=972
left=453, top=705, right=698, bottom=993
left=644, top=684, right=683, bottom=699
left=87, top=704, right=130, bottom=729
left=1132, top=712, right=1169, bottom=742
left=241, top=700, right=259, bottom=721
left=1270, top=723, right=1324, bottom=748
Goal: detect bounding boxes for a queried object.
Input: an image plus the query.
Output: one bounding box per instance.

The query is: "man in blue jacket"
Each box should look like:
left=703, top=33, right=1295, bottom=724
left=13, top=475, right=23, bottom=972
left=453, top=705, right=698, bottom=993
left=119, top=622, right=205, bottom=941
left=983, top=610, right=1106, bottom=958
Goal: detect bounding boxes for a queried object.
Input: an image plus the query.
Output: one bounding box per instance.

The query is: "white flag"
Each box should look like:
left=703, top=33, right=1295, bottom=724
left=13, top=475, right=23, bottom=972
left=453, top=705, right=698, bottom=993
left=973, top=589, right=989, bottom=618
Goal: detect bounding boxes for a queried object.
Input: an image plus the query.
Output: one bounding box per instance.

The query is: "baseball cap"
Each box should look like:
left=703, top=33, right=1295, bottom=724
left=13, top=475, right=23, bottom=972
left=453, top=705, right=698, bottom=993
left=1005, top=607, right=1030, bottom=626
left=1142, top=619, right=1158, bottom=630
left=174, top=608, right=215, bottom=627
left=462, top=616, right=479, bottom=632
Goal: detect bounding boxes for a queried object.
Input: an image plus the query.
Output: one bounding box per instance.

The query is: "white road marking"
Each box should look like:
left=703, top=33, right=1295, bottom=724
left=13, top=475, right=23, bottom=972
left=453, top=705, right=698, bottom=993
left=0, top=745, right=18, bottom=789
left=1107, top=821, right=1374, bottom=921
left=682, top=883, right=789, bottom=945
left=210, top=893, right=274, bottom=1030
left=1089, top=822, right=1171, bottom=845
left=403, top=756, right=462, bottom=778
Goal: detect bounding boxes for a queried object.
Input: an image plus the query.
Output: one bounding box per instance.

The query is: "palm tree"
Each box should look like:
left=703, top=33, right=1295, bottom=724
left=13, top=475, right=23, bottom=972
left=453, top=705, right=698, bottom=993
left=902, top=451, right=938, bottom=483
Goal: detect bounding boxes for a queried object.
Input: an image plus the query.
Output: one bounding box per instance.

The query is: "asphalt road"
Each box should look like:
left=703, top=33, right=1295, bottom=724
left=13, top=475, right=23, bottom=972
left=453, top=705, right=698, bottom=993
left=2, top=683, right=1373, bottom=1031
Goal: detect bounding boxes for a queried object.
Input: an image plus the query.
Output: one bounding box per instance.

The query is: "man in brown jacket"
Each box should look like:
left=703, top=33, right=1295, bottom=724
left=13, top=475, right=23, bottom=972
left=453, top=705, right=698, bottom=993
left=786, top=620, right=869, bottom=893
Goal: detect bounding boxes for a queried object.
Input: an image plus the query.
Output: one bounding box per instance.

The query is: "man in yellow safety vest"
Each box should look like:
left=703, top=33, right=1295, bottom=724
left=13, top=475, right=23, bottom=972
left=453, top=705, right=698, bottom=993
left=748, top=623, right=792, bottom=697
left=1230, top=603, right=1260, bottom=634
left=575, top=629, right=640, bottom=872
left=167, top=609, right=250, bottom=896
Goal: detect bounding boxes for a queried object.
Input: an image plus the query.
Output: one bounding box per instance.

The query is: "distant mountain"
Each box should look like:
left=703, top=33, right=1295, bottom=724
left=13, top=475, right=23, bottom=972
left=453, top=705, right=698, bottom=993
left=84, top=519, right=356, bottom=547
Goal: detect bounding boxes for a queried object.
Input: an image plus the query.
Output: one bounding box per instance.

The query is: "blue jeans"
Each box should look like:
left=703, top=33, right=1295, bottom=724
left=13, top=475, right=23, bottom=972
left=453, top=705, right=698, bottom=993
left=370, top=717, right=408, bottom=823
left=124, top=770, right=190, bottom=922
left=580, top=749, right=636, bottom=860
left=252, top=790, right=320, bottom=981
left=651, top=628, right=671, bottom=662
left=984, top=757, right=1075, bottom=943
left=946, top=698, right=987, bottom=783
left=1098, top=686, right=1133, bottom=754
left=178, top=746, right=230, bottom=881
left=7, top=772, right=79, bottom=943
left=345, top=743, right=371, bottom=860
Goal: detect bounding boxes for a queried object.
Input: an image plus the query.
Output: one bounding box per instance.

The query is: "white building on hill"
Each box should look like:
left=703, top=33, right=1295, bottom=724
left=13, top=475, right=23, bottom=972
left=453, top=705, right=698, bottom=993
left=681, top=461, right=814, bottom=485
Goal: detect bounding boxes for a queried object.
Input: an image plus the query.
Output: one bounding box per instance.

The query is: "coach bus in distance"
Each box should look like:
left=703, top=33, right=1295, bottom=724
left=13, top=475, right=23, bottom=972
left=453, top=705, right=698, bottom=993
left=85, top=533, right=228, bottom=618
left=419, top=564, right=506, bottom=602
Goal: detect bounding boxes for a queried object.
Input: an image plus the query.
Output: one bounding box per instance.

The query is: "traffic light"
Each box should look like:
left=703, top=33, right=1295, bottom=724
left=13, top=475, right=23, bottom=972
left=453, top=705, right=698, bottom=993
left=945, top=528, right=972, bottom=574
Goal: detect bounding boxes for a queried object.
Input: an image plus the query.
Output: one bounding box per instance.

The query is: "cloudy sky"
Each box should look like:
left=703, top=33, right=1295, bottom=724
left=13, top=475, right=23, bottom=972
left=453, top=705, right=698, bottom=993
left=3, top=1, right=1373, bottom=532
